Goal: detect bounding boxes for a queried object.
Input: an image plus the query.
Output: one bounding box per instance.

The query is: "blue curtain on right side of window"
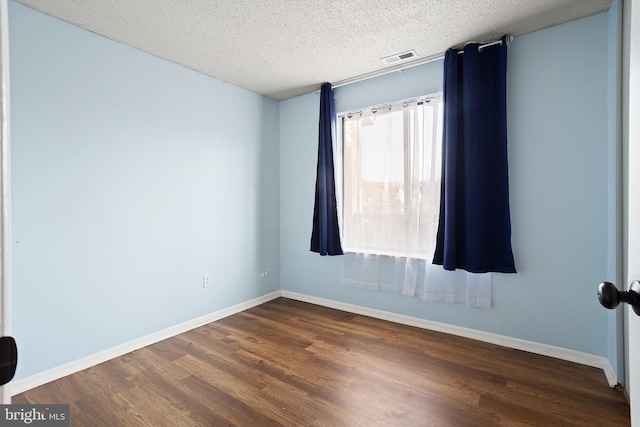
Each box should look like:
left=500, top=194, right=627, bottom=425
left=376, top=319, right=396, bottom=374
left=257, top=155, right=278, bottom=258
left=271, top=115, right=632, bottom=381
left=433, top=36, right=516, bottom=273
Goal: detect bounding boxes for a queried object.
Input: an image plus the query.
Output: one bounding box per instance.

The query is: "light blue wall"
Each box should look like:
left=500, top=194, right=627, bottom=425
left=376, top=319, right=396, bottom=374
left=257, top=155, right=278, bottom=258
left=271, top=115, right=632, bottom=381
left=605, top=0, right=624, bottom=382
left=280, top=10, right=618, bottom=363
left=9, top=1, right=280, bottom=380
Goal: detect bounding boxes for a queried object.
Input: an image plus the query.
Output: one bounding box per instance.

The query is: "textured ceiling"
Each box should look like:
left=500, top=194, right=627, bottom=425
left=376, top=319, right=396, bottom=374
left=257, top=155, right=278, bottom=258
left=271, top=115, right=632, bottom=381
left=14, top=0, right=612, bottom=100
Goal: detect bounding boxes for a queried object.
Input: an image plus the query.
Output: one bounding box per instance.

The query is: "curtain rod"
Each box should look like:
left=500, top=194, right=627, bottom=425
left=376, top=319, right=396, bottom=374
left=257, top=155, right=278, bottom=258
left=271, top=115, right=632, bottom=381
left=339, top=93, right=440, bottom=118
left=330, top=35, right=513, bottom=90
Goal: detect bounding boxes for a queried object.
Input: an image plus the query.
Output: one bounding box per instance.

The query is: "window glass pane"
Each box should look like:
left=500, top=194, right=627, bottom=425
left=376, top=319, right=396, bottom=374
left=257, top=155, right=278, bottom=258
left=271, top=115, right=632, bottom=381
left=340, top=95, right=442, bottom=258
left=360, top=112, right=404, bottom=185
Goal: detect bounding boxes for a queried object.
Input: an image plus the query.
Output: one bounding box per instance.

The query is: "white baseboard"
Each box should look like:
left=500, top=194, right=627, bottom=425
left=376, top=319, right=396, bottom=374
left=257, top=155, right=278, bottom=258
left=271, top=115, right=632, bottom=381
left=10, top=291, right=281, bottom=396
left=11, top=289, right=618, bottom=396
left=280, top=290, right=619, bottom=388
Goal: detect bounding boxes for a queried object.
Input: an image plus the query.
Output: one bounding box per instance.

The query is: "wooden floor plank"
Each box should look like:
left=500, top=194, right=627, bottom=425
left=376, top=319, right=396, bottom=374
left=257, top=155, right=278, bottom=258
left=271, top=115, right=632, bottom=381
left=12, top=298, right=630, bottom=426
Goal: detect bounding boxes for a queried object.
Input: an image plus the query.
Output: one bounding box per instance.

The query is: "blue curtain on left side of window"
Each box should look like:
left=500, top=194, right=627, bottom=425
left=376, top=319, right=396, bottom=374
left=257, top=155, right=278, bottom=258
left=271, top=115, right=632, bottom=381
left=311, top=83, right=343, bottom=256
left=433, top=36, right=516, bottom=273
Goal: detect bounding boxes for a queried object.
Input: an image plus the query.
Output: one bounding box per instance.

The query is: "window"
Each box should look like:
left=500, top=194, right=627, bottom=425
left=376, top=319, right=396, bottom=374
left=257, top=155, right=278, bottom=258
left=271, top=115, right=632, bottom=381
left=337, top=94, right=443, bottom=259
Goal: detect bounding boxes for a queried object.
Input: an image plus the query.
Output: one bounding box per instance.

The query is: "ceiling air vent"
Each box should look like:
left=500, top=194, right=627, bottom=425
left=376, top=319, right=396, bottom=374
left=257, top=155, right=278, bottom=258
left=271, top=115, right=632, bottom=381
left=380, top=50, right=417, bottom=65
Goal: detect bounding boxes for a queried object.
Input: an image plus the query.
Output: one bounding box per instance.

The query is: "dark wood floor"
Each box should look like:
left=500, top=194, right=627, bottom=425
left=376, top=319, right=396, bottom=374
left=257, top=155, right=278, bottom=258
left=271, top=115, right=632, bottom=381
left=14, top=298, right=629, bottom=426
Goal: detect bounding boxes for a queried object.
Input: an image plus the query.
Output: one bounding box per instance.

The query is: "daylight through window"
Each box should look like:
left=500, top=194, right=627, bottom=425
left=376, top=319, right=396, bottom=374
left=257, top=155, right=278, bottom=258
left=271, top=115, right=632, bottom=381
left=337, top=94, right=443, bottom=259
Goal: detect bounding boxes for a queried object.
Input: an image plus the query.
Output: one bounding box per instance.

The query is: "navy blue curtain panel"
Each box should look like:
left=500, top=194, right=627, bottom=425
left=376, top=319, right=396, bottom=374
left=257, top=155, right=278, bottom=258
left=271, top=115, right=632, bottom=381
left=311, top=83, right=344, bottom=256
left=433, top=36, right=516, bottom=273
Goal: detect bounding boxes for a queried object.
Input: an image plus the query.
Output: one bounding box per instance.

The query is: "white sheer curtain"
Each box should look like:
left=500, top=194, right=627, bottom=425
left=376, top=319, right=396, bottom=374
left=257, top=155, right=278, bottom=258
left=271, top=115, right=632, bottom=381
left=337, top=94, right=491, bottom=308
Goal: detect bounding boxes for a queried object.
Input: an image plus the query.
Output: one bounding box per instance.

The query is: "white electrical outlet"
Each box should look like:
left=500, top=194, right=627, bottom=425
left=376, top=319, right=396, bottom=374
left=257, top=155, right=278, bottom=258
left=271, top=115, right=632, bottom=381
left=203, top=274, right=211, bottom=288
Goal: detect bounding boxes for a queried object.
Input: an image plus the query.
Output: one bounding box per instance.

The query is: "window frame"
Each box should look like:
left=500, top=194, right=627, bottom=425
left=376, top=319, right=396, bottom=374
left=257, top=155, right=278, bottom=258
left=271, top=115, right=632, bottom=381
left=335, top=93, right=443, bottom=258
